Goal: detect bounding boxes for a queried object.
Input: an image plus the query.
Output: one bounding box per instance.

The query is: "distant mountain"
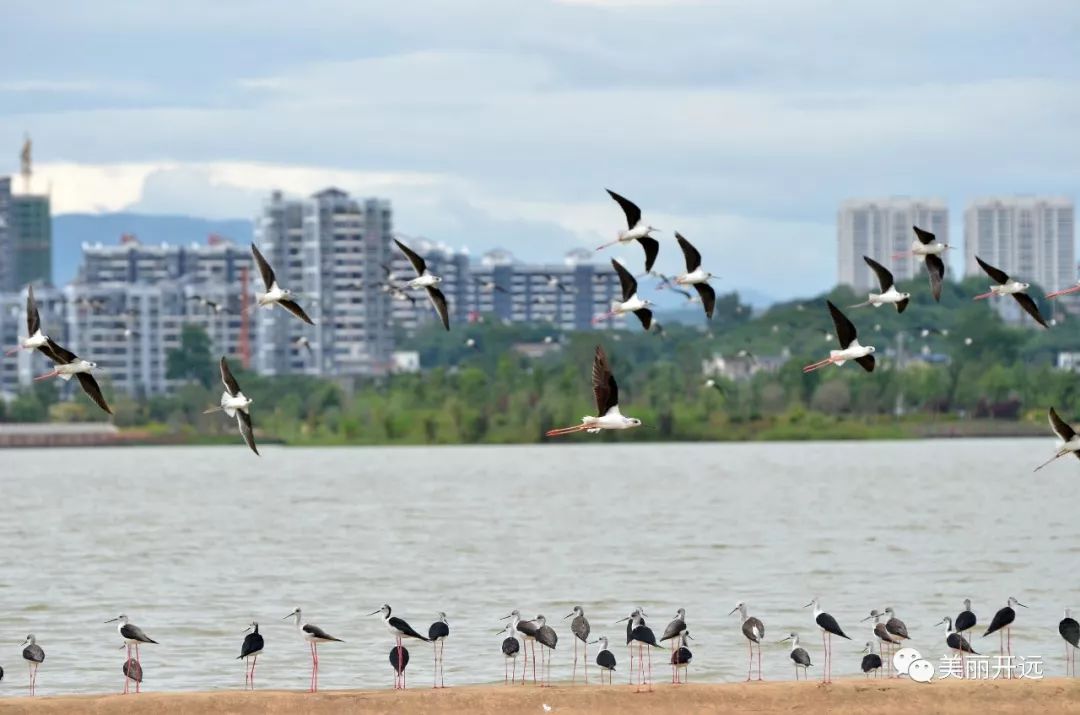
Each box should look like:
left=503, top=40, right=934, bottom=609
left=52, top=213, right=253, bottom=285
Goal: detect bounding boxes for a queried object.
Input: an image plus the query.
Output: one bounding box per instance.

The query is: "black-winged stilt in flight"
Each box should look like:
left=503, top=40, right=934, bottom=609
left=851, top=256, right=910, bottom=313
left=35, top=338, right=112, bottom=414
left=428, top=612, right=450, bottom=689
left=1059, top=609, right=1079, bottom=676
left=617, top=608, right=662, bottom=692
left=778, top=633, right=812, bottom=680
left=600, top=189, right=660, bottom=272
left=370, top=604, right=430, bottom=687
left=861, top=609, right=901, bottom=677
left=805, top=598, right=850, bottom=683
left=295, top=336, right=313, bottom=355
left=895, top=225, right=948, bottom=302
left=20, top=634, right=44, bottom=696
left=4, top=286, right=50, bottom=357
left=106, top=614, right=157, bottom=694
left=283, top=606, right=343, bottom=692
left=860, top=642, right=882, bottom=678
left=730, top=601, right=765, bottom=681
left=501, top=610, right=539, bottom=685
left=803, top=301, right=875, bottom=374
left=498, top=623, right=521, bottom=684
left=203, top=356, right=258, bottom=455
left=545, top=344, right=642, bottom=437
left=238, top=622, right=264, bottom=690
left=389, top=645, right=410, bottom=689
left=564, top=606, right=590, bottom=684
left=659, top=608, right=687, bottom=684
left=534, top=615, right=558, bottom=687
left=542, top=273, right=572, bottom=293
left=1034, top=407, right=1080, bottom=471
left=474, top=276, right=508, bottom=293
left=670, top=632, right=692, bottom=684
left=983, top=597, right=1026, bottom=675
left=250, top=243, right=315, bottom=325
left=973, top=256, right=1048, bottom=327
left=673, top=232, right=717, bottom=319
left=394, top=238, right=450, bottom=331
left=594, top=259, right=653, bottom=330
left=591, top=636, right=616, bottom=684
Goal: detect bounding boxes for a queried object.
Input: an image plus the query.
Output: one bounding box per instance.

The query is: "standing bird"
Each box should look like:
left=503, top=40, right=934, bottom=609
left=122, top=658, right=142, bottom=693
left=1059, top=608, right=1079, bottom=677
left=803, top=301, right=875, bottom=373
left=623, top=608, right=646, bottom=685
left=203, top=356, right=258, bottom=455
left=860, top=642, right=882, bottom=678
left=1034, top=407, right=1080, bottom=472
left=805, top=598, right=850, bottom=684
left=394, top=238, right=450, bottom=331
left=250, top=243, right=315, bottom=325
left=4, top=286, right=50, bottom=356
left=389, top=645, right=410, bottom=690
left=592, top=636, right=617, bottom=684
left=730, top=602, right=765, bottom=681
left=617, top=609, right=663, bottom=692
left=660, top=608, right=688, bottom=684
left=105, top=615, right=157, bottom=694
left=498, top=623, right=521, bottom=684
left=983, top=596, right=1027, bottom=671
left=238, top=622, right=264, bottom=690
left=935, top=616, right=978, bottom=667
left=673, top=232, right=717, bottom=319
left=895, top=225, right=948, bottom=302
left=564, top=606, right=591, bottom=684
left=283, top=606, right=344, bottom=693
left=779, top=633, right=813, bottom=680
left=501, top=610, right=539, bottom=685
left=851, top=256, right=910, bottom=313
left=34, top=338, right=112, bottom=414
left=973, top=256, right=1048, bottom=328
left=883, top=607, right=910, bottom=651
left=956, top=599, right=977, bottom=643
left=369, top=604, right=430, bottom=686
left=599, top=189, right=661, bottom=272
left=861, top=610, right=901, bottom=677
left=21, top=634, right=44, bottom=696
left=594, top=259, right=653, bottom=330
left=670, top=632, right=693, bottom=684
left=533, top=615, right=558, bottom=688
left=545, top=345, right=642, bottom=437
left=428, top=612, right=450, bottom=689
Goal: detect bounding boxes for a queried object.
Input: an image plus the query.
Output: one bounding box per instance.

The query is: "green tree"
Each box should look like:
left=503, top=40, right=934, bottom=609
left=166, top=324, right=216, bottom=388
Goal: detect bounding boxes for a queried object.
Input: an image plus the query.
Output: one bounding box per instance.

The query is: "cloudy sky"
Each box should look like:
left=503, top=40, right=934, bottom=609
left=3, top=1, right=1079, bottom=298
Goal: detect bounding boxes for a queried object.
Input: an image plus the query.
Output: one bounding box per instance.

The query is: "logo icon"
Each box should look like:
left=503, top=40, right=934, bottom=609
left=892, top=647, right=923, bottom=676
left=908, top=658, right=935, bottom=683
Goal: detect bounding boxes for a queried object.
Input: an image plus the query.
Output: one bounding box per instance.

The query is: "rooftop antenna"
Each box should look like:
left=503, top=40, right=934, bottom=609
left=20, top=133, right=32, bottom=193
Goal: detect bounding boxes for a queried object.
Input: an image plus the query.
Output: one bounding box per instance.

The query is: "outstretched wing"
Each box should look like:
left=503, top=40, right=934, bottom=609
left=219, top=356, right=241, bottom=396
left=975, top=256, right=1010, bottom=285
left=693, top=283, right=716, bottom=319
left=592, top=345, right=619, bottom=415
left=426, top=287, right=450, bottom=331
left=862, top=256, right=894, bottom=292
left=925, top=254, right=945, bottom=302
left=26, top=285, right=41, bottom=336
left=250, top=243, right=276, bottom=290
left=42, top=338, right=77, bottom=365
left=638, top=236, right=660, bottom=273
left=1012, top=292, right=1048, bottom=328
left=912, top=225, right=936, bottom=245
left=76, top=373, right=113, bottom=415
left=1049, top=407, right=1076, bottom=442
left=236, top=411, right=259, bottom=456
left=635, top=308, right=653, bottom=331
left=393, top=238, right=427, bottom=276
left=278, top=299, right=315, bottom=325
left=855, top=355, right=876, bottom=373
left=826, top=300, right=858, bottom=349
left=606, top=189, right=642, bottom=229
left=611, top=259, right=638, bottom=302
left=675, top=232, right=701, bottom=272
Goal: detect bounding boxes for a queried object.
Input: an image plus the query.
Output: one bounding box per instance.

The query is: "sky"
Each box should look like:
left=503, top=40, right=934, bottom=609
left=2, top=0, right=1079, bottom=299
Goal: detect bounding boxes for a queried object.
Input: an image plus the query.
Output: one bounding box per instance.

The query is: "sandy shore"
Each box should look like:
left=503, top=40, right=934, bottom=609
left=1, top=678, right=1079, bottom=714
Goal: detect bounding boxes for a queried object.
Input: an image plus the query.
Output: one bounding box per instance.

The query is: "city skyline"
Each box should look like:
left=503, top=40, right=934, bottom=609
left=3, top=2, right=1080, bottom=299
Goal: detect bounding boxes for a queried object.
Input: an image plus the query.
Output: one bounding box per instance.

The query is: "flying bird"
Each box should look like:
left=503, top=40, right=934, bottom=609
left=250, top=243, right=315, bottom=325
left=851, top=256, right=910, bottom=313
left=5, top=286, right=50, bottom=357
left=35, top=338, right=112, bottom=414
left=545, top=345, right=642, bottom=437
left=594, top=259, right=653, bottom=330
left=973, top=256, right=1049, bottom=328
left=203, top=357, right=258, bottom=455
left=598, top=189, right=661, bottom=272
left=899, top=225, right=948, bottom=301
left=295, top=336, right=313, bottom=355
left=542, top=274, right=572, bottom=293
left=802, top=301, right=875, bottom=373
left=474, top=277, right=508, bottom=293
left=394, top=238, right=450, bottom=331
left=673, top=232, right=717, bottom=318
left=1034, top=407, right=1080, bottom=472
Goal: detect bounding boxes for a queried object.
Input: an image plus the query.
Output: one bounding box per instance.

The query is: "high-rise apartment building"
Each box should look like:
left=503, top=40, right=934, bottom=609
left=964, top=197, right=1075, bottom=292
left=837, top=198, right=949, bottom=291
left=9, top=192, right=51, bottom=289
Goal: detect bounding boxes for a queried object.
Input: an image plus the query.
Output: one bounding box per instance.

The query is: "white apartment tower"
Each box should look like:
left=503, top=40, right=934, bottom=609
left=837, top=198, right=949, bottom=292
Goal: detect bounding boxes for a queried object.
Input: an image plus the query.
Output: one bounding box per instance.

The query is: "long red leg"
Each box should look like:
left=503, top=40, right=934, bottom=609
left=124, top=644, right=131, bottom=694
left=758, top=641, right=763, bottom=680
left=585, top=641, right=588, bottom=684
left=532, top=642, right=536, bottom=684
left=135, top=643, right=141, bottom=693
left=747, top=639, right=752, bottom=681
left=251, top=655, right=257, bottom=689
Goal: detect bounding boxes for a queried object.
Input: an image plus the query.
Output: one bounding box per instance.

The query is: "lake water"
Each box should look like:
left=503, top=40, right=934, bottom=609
left=0, top=440, right=1076, bottom=695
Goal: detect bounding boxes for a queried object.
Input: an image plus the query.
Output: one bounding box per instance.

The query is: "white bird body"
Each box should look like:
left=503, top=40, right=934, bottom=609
left=55, top=359, right=96, bottom=381
left=618, top=223, right=653, bottom=243
left=675, top=267, right=711, bottom=285
left=19, top=329, right=49, bottom=351
left=868, top=286, right=907, bottom=306
left=258, top=282, right=291, bottom=308
left=407, top=273, right=441, bottom=289
left=612, top=295, right=648, bottom=314
left=577, top=406, right=639, bottom=433
left=828, top=340, right=873, bottom=367
left=983, top=280, right=1029, bottom=297
left=220, top=391, right=252, bottom=418
left=911, top=238, right=947, bottom=259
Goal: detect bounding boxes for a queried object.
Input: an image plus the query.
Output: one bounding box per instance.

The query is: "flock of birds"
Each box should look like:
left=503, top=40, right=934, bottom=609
left=2, top=599, right=1079, bottom=696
